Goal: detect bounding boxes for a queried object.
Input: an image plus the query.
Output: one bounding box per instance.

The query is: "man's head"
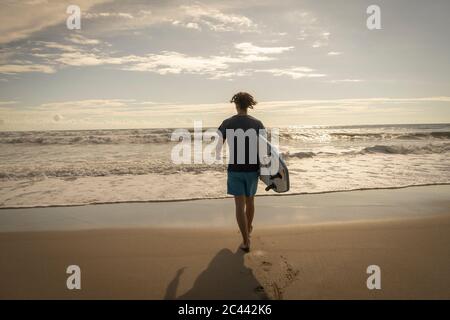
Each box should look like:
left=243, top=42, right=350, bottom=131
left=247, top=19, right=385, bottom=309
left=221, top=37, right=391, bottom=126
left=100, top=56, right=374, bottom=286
left=230, top=92, right=257, bottom=111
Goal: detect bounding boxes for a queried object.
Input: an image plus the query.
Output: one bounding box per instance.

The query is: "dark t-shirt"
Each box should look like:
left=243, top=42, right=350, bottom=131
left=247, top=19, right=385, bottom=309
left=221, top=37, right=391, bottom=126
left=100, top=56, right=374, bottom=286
left=218, top=114, right=265, bottom=172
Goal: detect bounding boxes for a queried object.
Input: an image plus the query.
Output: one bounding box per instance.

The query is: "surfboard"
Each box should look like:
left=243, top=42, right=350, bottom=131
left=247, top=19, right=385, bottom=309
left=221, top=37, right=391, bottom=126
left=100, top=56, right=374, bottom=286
left=258, top=135, right=290, bottom=193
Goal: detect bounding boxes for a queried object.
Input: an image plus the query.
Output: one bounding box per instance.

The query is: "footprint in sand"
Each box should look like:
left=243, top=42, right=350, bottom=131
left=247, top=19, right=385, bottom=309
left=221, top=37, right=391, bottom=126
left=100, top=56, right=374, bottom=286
left=254, top=285, right=265, bottom=293
left=261, top=261, right=272, bottom=272
left=247, top=240, right=299, bottom=299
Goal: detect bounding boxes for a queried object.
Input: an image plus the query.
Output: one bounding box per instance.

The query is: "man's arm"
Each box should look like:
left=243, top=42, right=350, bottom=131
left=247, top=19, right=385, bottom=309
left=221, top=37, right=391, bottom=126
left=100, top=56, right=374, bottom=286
left=216, top=122, right=226, bottom=160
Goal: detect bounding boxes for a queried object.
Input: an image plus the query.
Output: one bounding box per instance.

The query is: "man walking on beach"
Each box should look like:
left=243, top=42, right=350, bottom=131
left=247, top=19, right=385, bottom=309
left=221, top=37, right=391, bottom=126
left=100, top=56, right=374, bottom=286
left=217, top=92, right=265, bottom=252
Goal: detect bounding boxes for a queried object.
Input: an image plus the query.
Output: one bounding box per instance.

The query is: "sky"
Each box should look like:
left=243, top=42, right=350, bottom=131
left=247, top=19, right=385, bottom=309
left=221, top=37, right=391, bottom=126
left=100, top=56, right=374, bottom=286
left=0, top=0, right=449, bottom=130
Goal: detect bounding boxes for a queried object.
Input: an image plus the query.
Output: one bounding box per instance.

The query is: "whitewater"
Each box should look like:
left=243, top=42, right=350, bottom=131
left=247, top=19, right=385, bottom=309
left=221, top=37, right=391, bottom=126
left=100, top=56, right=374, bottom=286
left=0, top=123, right=449, bottom=208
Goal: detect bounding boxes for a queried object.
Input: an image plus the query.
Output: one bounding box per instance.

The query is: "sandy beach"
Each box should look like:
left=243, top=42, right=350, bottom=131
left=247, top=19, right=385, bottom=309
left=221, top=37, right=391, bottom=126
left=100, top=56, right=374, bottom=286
left=0, top=185, right=449, bottom=300
left=1, top=0, right=450, bottom=305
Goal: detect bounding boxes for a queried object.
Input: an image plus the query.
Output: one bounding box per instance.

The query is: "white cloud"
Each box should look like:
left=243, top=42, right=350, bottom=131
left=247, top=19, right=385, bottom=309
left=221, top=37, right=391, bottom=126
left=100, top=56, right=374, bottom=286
left=0, top=39, right=311, bottom=79
left=327, top=51, right=342, bottom=56
left=79, top=3, right=256, bottom=34
left=235, top=42, right=294, bottom=55
left=186, top=22, right=201, bottom=30
left=312, top=41, right=326, bottom=48
left=25, top=0, right=49, bottom=4
left=257, top=67, right=326, bottom=79
left=329, top=79, right=364, bottom=83
left=38, top=42, right=78, bottom=52
left=38, top=99, right=134, bottom=110
left=207, top=69, right=251, bottom=80
left=178, top=4, right=257, bottom=32
left=312, top=31, right=331, bottom=48
left=84, top=12, right=135, bottom=19
left=121, top=46, right=298, bottom=77
left=3, top=40, right=292, bottom=77
left=67, top=35, right=101, bottom=45
left=172, top=20, right=202, bottom=31
left=122, top=51, right=237, bottom=75
left=0, top=0, right=109, bottom=44
left=257, top=97, right=450, bottom=108
left=3, top=96, right=449, bottom=130
left=0, top=64, right=56, bottom=74
left=0, top=32, right=311, bottom=81
left=298, top=30, right=308, bottom=41
left=52, top=52, right=139, bottom=66
left=0, top=101, right=18, bottom=106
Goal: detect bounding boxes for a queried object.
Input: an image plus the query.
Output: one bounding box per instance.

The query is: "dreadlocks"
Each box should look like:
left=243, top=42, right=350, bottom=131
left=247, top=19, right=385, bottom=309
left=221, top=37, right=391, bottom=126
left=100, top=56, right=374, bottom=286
left=230, top=92, right=257, bottom=109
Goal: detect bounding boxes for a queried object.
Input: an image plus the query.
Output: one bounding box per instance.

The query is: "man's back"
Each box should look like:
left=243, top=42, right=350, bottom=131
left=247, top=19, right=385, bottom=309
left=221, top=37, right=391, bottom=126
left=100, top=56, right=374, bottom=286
left=218, top=114, right=265, bottom=172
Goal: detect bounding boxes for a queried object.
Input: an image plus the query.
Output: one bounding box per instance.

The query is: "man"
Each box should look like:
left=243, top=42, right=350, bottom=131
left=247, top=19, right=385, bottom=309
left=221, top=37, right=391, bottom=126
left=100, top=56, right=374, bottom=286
left=217, top=92, right=265, bottom=252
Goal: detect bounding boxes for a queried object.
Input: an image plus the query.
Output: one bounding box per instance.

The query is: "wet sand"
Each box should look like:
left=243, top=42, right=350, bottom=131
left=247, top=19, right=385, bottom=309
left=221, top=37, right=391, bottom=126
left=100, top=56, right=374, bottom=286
left=0, top=186, right=449, bottom=299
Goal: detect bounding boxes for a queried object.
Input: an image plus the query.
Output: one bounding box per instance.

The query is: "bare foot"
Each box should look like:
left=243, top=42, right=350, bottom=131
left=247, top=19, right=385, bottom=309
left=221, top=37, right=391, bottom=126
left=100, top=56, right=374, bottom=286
left=240, top=240, right=251, bottom=253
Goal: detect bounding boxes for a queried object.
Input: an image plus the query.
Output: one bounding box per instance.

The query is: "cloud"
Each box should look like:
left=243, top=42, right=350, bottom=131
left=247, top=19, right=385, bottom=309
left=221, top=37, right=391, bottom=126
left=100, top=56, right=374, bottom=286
left=0, top=64, right=56, bottom=74
left=2, top=96, right=449, bottom=130
left=67, top=34, right=101, bottom=45
left=0, top=1, right=257, bottom=46
left=321, top=32, right=331, bottom=40
left=329, top=79, right=364, bottom=83
left=25, top=0, right=49, bottom=4
left=288, top=11, right=331, bottom=48
left=312, top=40, right=328, bottom=48
left=38, top=99, right=134, bottom=111
left=77, top=3, right=256, bottom=35
left=84, top=12, right=135, bottom=19
left=172, top=20, right=202, bottom=31
left=312, top=31, right=331, bottom=48
left=121, top=44, right=297, bottom=77
left=235, top=42, right=294, bottom=55
left=3, top=31, right=298, bottom=78
left=0, top=37, right=117, bottom=74
left=0, top=0, right=109, bottom=44
left=38, top=41, right=78, bottom=52
left=186, top=22, right=201, bottom=30
left=298, top=30, right=308, bottom=41
left=256, top=67, right=326, bottom=79
left=0, top=3, right=298, bottom=79
left=257, top=97, right=450, bottom=109
left=327, top=51, right=342, bottom=56
left=122, top=51, right=237, bottom=75
left=179, top=4, right=257, bottom=32
left=0, top=101, right=18, bottom=106
left=207, top=69, right=251, bottom=80
left=51, top=52, right=137, bottom=67
left=24, top=41, right=289, bottom=77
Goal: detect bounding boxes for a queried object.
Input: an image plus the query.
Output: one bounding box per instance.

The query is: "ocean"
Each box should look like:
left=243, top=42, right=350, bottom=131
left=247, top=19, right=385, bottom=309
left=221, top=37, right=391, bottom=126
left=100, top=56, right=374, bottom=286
left=0, top=123, right=449, bottom=208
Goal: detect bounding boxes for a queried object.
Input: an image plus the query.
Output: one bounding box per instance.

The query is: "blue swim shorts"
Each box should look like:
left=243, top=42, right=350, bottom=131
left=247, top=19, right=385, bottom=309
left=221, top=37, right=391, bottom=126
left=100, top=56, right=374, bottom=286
left=227, top=170, right=259, bottom=196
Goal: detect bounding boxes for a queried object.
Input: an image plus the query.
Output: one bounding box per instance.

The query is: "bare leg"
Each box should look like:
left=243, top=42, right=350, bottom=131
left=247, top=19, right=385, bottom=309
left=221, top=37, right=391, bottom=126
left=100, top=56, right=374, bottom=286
left=245, top=196, right=255, bottom=236
left=234, top=196, right=250, bottom=251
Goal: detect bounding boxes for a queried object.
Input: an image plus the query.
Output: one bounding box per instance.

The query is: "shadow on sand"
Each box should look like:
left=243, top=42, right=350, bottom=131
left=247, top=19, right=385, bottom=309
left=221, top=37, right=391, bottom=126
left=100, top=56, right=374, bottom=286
left=164, top=248, right=268, bottom=300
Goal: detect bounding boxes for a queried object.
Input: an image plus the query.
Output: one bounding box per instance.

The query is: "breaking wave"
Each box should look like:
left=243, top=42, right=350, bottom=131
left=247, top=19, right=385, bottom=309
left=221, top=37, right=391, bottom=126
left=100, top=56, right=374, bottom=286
left=1, top=126, right=449, bottom=145
left=0, top=162, right=226, bottom=180
left=0, top=130, right=175, bottom=145
left=280, top=131, right=450, bottom=141
left=282, top=143, right=450, bottom=159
